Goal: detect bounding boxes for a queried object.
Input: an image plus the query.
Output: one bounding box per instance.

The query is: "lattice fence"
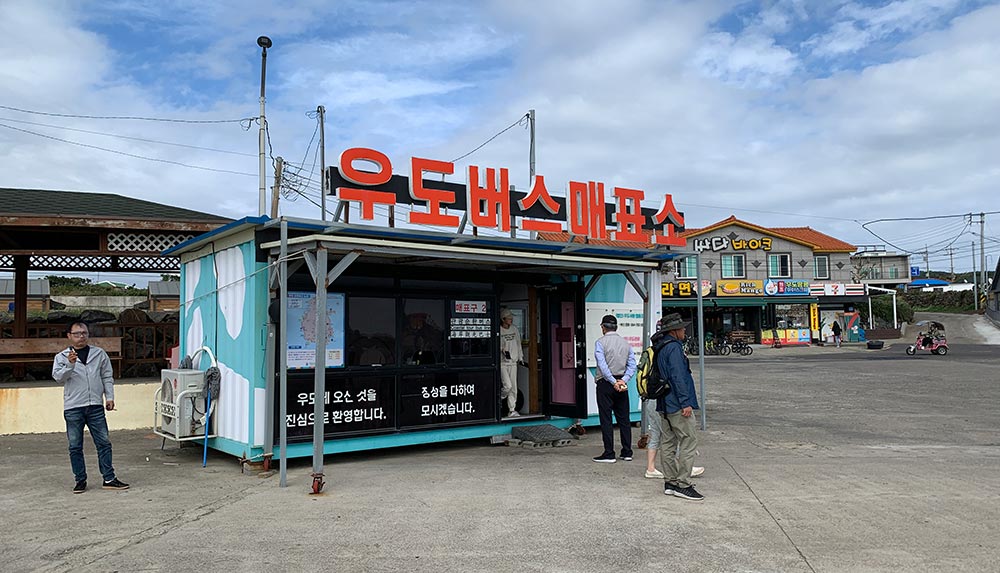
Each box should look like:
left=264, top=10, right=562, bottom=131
left=108, top=233, right=194, bottom=252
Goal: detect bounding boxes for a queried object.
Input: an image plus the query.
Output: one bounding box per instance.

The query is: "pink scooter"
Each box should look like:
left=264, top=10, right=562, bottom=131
left=906, top=320, right=948, bottom=355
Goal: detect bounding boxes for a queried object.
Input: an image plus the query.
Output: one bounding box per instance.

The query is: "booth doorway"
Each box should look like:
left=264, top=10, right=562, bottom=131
left=540, top=282, right=588, bottom=419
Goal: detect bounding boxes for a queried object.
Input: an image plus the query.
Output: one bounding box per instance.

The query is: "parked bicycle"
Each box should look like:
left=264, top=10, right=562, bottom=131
left=728, top=338, right=753, bottom=356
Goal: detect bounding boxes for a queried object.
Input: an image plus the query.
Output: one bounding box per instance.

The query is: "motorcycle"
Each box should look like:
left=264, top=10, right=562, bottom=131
left=906, top=320, right=948, bottom=356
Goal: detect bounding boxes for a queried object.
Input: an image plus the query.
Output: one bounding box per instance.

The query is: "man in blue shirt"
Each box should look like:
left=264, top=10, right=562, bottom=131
left=593, top=314, right=636, bottom=463
left=654, top=313, right=704, bottom=501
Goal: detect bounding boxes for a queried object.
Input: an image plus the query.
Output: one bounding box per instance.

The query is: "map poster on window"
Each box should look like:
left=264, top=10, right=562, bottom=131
left=286, top=292, right=346, bottom=369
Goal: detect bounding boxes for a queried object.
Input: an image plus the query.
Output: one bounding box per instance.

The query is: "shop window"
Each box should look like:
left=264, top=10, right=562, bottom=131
left=722, top=254, right=745, bottom=279
left=676, top=257, right=698, bottom=279
left=401, top=299, right=446, bottom=365
left=346, top=297, right=396, bottom=366
left=813, top=256, right=830, bottom=279
left=768, top=254, right=791, bottom=278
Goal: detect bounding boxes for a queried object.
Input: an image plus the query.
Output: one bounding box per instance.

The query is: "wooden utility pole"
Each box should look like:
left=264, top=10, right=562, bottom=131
left=270, top=156, right=284, bottom=218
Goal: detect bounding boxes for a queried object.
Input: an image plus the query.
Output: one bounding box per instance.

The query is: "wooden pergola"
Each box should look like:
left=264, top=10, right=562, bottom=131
left=1, top=188, right=230, bottom=376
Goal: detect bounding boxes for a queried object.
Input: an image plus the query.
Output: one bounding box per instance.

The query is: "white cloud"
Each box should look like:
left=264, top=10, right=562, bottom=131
left=1, top=0, right=999, bottom=275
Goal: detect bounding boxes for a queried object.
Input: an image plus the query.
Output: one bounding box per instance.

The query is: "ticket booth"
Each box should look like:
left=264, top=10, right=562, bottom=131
left=165, top=145, right=691, bottom=491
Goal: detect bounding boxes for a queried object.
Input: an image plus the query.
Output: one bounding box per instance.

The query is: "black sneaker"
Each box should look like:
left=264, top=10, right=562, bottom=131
left=102, top=478, right=130, bottom=490
left=672, top=485, right=704, bottom=502
left=620, top=451, right=634, bottom=461
left=73, top=480, right=86, bottom=494
left=664, top=482, right=678, bottom=496
left=592, top=452, right=617, bottom=463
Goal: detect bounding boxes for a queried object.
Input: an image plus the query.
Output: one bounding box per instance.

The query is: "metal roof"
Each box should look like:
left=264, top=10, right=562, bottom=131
left=148, top=280, right=180, bottom=297
left=0, top=278, right=49, bottom=297
left=0, top=188, right=232, bottom=224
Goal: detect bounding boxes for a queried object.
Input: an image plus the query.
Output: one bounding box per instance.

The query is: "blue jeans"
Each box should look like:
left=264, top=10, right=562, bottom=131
left=64, top=405, right=115, bottom=483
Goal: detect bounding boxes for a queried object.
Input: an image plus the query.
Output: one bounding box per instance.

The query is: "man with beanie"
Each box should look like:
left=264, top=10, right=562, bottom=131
left=499, top=307, right=523, bottom=417
left=592, top=314, right=636, bottom=463
left=654, top=313, right=704, bottom=501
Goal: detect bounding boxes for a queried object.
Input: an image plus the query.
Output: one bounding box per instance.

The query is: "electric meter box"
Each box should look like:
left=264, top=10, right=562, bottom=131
left=156, top=369, right=208, bottom=440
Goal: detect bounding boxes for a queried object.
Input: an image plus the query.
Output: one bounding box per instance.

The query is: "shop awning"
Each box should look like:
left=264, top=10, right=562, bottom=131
left=260, top=231, right=675, bottom=276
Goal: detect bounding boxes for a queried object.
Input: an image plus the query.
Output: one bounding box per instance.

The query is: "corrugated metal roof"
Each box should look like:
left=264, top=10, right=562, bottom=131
left=0, top=188, right=231, bottom=222
left=0, top=278, right=50, bottom=297
left=148, top=280, right=180, bottom=297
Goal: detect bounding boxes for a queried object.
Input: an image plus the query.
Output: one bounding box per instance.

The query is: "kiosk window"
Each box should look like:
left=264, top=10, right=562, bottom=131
left=347, top=297, right=396, bottom=366
left=401, top=299, right=445, bottom=365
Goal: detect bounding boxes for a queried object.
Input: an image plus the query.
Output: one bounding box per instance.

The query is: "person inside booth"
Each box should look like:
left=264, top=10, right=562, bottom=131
left=401, top=312, right=443, bottom=365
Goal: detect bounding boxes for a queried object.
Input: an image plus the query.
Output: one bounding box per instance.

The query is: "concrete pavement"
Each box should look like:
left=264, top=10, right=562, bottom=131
left=1, top=313, right=998, bottom=572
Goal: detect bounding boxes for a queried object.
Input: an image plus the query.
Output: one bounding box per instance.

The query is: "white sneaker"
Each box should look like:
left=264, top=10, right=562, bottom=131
left=508, top=411, right=520, bottom=418
left=691, top=466, right=705, bottom=478
left=644, top=469, right=664, bottom=479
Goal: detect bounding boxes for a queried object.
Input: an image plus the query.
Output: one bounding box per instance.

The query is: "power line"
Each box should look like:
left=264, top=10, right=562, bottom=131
left=0, top=121, right=257, bottom=177
left=0, top=116, right=256, bottom=157
left=451, top=113, right=530, bottom=164
left=0, top=103, right=254, bottom=125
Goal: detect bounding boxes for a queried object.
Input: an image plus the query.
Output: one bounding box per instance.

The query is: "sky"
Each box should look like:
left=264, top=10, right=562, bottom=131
left=2, top=0, right=1000, bottom=286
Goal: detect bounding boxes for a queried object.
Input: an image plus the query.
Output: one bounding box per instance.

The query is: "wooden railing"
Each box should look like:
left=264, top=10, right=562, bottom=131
left=0, top=322, right=177, bottom=379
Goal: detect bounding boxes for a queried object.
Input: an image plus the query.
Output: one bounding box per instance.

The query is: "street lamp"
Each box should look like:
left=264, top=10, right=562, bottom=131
left=257, top=36, right=272, bottom=217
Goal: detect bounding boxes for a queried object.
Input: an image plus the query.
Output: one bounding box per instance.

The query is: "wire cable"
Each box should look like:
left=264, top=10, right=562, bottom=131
left=450, top=113, right=529, bottom=164
left=0, top=103, right=254, bottom=125
left=0, top=121, right=257, bottom=177
left=0, top=116, right=256, bottom=157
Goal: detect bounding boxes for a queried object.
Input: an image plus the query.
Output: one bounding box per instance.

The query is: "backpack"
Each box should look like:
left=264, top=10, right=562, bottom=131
left=636, top=342, right=671, bottom=399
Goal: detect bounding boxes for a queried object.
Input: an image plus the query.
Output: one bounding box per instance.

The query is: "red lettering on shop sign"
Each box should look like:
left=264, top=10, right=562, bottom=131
left=409, top=157, right=459, bottom=227
left=567, top=181, right=588, bottom=235
left=652, top=194, right=686, bottom=247
left=568, top=180, right=609, bottom=238
left=467, top=165, right=511, bottom=232
left=612, top=186, right=646, bottom=242
left=518, top=175, right=563, bottom=233
left=588, top=182, right=608, bottom=240
left=337, top=148, right=396, bottom=220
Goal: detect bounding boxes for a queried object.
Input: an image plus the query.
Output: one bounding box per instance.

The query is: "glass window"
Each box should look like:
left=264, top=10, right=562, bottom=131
left=889, top=267, right=899, bottom=279
left=676, top=257, right=698, bottom=279
left=813, top=256, right=830, bottom=279
left=721, top=254, right=745, bottom=279
left=401, top=299, right=446, bottom=365
left=768, top=254, right=791, bottom=278
left=346, top=297, right=396, bottom=366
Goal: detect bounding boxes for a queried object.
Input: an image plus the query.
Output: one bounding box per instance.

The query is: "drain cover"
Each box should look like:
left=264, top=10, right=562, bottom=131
left=511, top=424, right=574, bottom=443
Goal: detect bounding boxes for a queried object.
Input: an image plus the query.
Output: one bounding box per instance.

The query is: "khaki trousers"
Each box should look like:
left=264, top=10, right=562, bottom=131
left=656, top=410, right=698, bottom=489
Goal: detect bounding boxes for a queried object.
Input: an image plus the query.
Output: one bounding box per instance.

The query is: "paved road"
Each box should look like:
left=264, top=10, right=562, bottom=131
left=2, top=313, right=998, bottom=572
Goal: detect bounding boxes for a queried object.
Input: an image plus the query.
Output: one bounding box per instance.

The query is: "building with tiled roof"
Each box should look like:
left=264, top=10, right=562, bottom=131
left=666, top=215, right=869, bottom=346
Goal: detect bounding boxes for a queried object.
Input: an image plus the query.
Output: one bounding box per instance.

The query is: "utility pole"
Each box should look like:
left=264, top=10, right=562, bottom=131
left=980, top=212, right=986, bottom=294
left=318, top=106, right=326, bottom=222
left=948, top=247, right=954, bottom=277
left=528, top=109, right=537, bottom=240
left=923, top=247, right=929, bottom=278
left=270, top=157, right=284, bottom=218
left=972, top=240, right=978, bottom=311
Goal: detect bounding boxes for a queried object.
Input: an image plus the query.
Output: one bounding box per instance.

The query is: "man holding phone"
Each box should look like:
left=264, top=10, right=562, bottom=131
left=52, top=322, right=129, bottom=494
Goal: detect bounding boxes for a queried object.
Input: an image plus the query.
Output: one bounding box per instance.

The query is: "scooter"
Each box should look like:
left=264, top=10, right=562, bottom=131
left=906, top=332, right=948, bottom=355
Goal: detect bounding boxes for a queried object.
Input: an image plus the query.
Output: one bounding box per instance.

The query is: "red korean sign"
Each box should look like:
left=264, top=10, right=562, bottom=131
left=328, top=147, right=685, bottom=246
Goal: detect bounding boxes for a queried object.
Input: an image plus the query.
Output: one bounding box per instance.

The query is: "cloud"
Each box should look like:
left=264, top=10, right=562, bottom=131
left=804, top=0, right=964, bottom=58
left=2, top=0, right=999, bottom=276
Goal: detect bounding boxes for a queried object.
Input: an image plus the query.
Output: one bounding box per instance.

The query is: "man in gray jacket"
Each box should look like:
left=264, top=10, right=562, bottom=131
left=52, top=322, right=129, bottom=493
